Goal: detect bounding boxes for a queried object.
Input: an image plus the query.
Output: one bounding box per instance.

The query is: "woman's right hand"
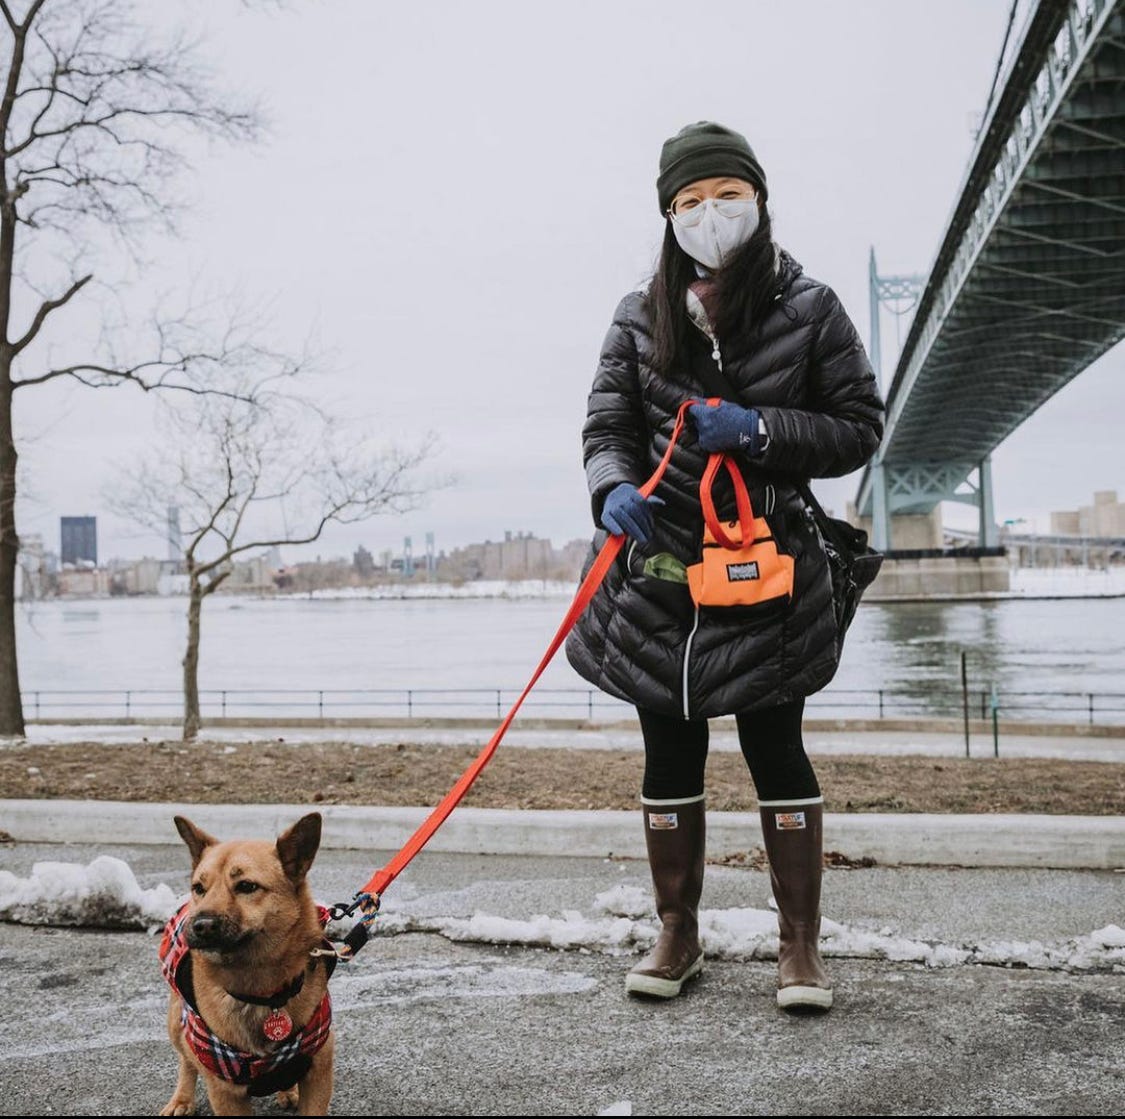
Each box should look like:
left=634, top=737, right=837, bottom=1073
left=600, top=483, right=665, bottom=546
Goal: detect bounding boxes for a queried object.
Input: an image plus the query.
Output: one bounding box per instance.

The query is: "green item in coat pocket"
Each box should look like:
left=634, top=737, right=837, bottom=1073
left=643, top=552, right=689, bottom=584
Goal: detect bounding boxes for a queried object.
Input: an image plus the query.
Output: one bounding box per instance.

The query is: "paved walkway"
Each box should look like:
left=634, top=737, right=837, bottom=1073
left=5, top=798, right=1125, bottom=869
left=1, top=843, right=1123, bottom=1115
left=18, top=721, right=1125, bottom=762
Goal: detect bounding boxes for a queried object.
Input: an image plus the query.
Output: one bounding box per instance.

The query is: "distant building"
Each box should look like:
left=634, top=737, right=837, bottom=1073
left=57, top=567, right=111, bottom=597
left=16, top=534, right=49, bottom=600
left=439, top=531, right=585, bottom=581
left=60, top=515, right=97, bottom=566
left=354, top=545, right=375, bottom=577
left=167, top=506, right=182, bottom=566
left=1049, top=490, right=1125, bottom=537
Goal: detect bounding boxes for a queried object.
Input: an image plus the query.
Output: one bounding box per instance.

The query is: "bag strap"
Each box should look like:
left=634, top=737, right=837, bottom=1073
left=794, top=479, right=857, bottom=555
left=691, top=355, right=769, bottom=550
left=700, top=449, right=755, bottom=550
left=691, top=340, right=861, bottom=556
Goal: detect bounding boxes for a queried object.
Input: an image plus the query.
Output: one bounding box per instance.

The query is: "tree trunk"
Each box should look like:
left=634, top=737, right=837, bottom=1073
left=0, top=375, right=24, bottom=737
left=182, top=575, right=203, bottom=741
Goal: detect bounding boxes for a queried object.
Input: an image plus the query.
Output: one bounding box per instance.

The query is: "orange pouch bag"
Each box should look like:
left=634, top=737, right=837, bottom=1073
left=686, top=452, right=795, bottom=608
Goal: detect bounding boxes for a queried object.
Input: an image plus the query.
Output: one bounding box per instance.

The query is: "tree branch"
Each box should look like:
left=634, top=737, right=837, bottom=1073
left=10, top=360, right=257, bottom=397
left=10, top=272, right=91, bottom=353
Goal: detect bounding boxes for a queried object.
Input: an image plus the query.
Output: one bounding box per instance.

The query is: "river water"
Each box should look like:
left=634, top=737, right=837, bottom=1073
left=16, top=592, right=1125, bottom=725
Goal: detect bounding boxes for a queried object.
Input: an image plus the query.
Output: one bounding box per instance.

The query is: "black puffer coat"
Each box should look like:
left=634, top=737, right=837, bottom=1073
left=564, top=249, right=884, bottom=719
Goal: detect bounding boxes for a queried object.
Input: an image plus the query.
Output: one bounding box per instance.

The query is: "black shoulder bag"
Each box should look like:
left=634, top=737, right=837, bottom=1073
left=794, top=480, right=883, bottom=636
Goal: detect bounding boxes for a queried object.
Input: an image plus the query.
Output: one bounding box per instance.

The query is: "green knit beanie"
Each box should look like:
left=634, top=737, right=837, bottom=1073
left=656, top=121, right=768, bottom=214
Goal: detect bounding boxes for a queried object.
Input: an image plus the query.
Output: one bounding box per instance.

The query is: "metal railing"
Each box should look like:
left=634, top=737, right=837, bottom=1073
left=19, top=686, right=1125, bottom=726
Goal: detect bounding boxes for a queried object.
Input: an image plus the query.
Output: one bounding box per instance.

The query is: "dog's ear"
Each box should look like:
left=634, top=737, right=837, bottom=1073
left=174, top=816, right=219, bottom=869
left=276, top=813, right=322, bottom=884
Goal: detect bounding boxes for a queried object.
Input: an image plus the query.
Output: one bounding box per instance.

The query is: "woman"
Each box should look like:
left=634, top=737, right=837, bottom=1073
left=565, top=121, right=884, bottom=1011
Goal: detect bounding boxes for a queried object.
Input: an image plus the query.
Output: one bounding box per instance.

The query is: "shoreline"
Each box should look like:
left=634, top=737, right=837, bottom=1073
left=21, top=566, right=1125, bottom=604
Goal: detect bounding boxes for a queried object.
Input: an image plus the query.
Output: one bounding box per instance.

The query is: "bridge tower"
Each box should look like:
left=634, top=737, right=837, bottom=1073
left=867, top=248, right=924, bottom=551
left=867, top=249, right=998, bottom=551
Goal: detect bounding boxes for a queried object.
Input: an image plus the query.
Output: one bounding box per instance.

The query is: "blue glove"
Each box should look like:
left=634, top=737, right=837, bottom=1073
left=601, top=483, right=666, bottom=546
left=688, top=401, right=764, bottom=455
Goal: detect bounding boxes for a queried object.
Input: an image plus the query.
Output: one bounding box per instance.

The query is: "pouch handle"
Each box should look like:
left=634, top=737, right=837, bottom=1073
left=697, top=395, right=756, bottom=549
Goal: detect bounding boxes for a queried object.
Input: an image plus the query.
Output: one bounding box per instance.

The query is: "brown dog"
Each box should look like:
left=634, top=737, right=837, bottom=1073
left=159, top=813, right=335, bottom=1116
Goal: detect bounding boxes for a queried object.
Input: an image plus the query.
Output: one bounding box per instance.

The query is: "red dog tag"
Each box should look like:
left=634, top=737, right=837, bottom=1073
left=262, top=1010, right=293, bottom=1041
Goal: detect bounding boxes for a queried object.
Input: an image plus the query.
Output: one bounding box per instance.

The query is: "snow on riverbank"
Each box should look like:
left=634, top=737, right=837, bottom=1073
left=280, top=569, right=1125, bottom=601
left=2, top=861, right=1123, bottom=973
left=279, top=579, right=576, bottom=601
left=1008, top=567, right=1125, bottom=598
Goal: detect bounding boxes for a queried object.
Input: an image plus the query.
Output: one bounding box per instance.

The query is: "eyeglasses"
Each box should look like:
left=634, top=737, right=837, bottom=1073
left=668, top=195, right=756, bottom=227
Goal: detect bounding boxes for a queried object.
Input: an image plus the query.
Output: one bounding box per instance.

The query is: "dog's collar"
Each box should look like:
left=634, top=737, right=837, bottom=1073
left=226, top=969, right=307, bottom=1010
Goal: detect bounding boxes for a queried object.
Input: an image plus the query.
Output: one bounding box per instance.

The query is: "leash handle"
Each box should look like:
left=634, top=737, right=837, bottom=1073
left=360, top=399, right=699, bottom=902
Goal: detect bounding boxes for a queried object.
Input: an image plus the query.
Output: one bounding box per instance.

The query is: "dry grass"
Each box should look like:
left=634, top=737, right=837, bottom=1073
left=1, top=739, right=1123, bottom=815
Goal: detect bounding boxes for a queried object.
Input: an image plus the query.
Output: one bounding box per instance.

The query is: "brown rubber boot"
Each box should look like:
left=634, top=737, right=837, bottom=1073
left=625, top=797, right=706, bottom=998
left=758, top=799, right=833, bottom=1011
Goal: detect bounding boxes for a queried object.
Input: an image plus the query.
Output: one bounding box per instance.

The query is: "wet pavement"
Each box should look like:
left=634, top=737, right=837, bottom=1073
left=2, top=842, right=1124, bottom=1115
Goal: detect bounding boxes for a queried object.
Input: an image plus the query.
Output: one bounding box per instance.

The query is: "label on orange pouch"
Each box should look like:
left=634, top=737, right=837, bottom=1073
left=775, top=811, right=806, bottom=830
left=648, top=812, right=679, bottom=830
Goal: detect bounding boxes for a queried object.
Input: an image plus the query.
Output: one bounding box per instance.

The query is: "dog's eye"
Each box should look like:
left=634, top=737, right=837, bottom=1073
left=191, top=882, right=206, bottom=896
left=234, top=880, right=260, bottom=895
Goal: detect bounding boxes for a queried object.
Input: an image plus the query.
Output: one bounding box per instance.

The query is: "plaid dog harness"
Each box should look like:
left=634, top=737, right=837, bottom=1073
left=159, top=903, right=334, bottom=1098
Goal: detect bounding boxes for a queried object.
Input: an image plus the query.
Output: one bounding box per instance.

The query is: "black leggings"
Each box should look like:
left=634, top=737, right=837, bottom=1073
left=637, top=697, right=820, bottom=802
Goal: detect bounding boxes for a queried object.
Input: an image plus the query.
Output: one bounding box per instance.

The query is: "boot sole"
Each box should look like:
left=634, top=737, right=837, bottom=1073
left=777, top=984, right=833, bottom=1011
left=625, top=954, right=704, bottom=999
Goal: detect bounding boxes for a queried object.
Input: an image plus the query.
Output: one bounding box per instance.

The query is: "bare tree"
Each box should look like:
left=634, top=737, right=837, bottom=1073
left=109, top=375, right=433, bottom=740
left=0, top=0, right=262, bottom=735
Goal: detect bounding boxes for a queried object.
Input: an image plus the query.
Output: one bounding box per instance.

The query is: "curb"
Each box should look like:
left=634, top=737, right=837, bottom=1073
left=20, top=716, right=1125, bottom=738
left=3, top=799, right=1124, bottom=870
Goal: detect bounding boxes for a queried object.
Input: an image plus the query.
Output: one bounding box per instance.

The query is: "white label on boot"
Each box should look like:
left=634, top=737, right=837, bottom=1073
left=649, top=812, right=679, bottom=829
left=775, top=811, right=806, bottom=830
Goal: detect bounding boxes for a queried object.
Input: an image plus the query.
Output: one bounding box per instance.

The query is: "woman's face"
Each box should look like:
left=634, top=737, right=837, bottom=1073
left=668, top=176, right=758, bottom=218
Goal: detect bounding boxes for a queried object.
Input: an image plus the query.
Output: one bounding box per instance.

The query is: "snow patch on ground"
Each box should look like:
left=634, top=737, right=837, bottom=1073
left=2, top=858, right=1123, bottom=973
left=378, top=898, right=1125, bottom=974
left=0, top=857, right=178, bottom=931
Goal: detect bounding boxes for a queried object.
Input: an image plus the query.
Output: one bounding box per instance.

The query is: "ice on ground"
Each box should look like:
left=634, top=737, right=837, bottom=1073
left=592, top=884, right=650, bottom=918
left=0, top=856, right=179, bottom=931
left=598, top=1103, right=632, bottom=1116
left=379, top=903, right=1125, bottom=974
left=3, top=857, right=1123, bottom=973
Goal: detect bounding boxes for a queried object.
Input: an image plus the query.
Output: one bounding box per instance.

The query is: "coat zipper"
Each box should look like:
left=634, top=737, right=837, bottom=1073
left=682, top=604, right=700, bottom=718
left=684, top=314, right=717, bottom=719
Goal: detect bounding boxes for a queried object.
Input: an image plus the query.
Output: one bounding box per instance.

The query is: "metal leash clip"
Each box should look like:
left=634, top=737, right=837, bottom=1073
left=311, top=892, right=382, bottom=962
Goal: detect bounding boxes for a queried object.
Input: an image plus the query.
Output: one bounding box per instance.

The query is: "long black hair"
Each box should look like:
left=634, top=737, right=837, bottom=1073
left=646, top=205, right=778, bottom=378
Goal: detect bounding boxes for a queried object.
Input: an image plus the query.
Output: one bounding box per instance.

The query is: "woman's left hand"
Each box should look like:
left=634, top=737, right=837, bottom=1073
left=688, top=401, right=764, bottom=455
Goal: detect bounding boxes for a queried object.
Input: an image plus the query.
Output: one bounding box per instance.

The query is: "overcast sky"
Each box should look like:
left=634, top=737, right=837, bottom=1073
left=13, top=0, right=1123, bottom=565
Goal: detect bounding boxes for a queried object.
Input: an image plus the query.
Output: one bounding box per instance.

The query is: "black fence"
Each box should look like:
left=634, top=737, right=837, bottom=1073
left=19, top=686, right=1125, bottom=726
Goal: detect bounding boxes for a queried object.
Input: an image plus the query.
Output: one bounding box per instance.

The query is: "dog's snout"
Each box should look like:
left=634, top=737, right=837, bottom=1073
left=186, top=910, right=239, bottom=950
left=189, top=911, right=219, bottom=938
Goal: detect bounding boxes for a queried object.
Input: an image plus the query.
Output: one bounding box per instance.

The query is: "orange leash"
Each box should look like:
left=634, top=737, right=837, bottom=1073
left=321, top=400, right=701, bottom=959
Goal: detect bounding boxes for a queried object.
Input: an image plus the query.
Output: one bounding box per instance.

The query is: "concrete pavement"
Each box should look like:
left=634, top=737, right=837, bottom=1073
left=1, top=843, right=1124, bottom=1115
left=5, top=798, right=1125, bottom=870
left=18, top=720, right=1125, bottom=761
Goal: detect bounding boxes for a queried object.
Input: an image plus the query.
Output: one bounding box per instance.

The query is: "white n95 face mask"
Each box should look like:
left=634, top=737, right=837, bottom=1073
left=670, top=197, right=760, bottom=271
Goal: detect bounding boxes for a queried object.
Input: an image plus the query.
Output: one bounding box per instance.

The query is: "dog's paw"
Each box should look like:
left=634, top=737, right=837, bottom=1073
left=276, top=1087, right=300, bottom=1110
left=159, top=1095, right=196, bottom=1116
